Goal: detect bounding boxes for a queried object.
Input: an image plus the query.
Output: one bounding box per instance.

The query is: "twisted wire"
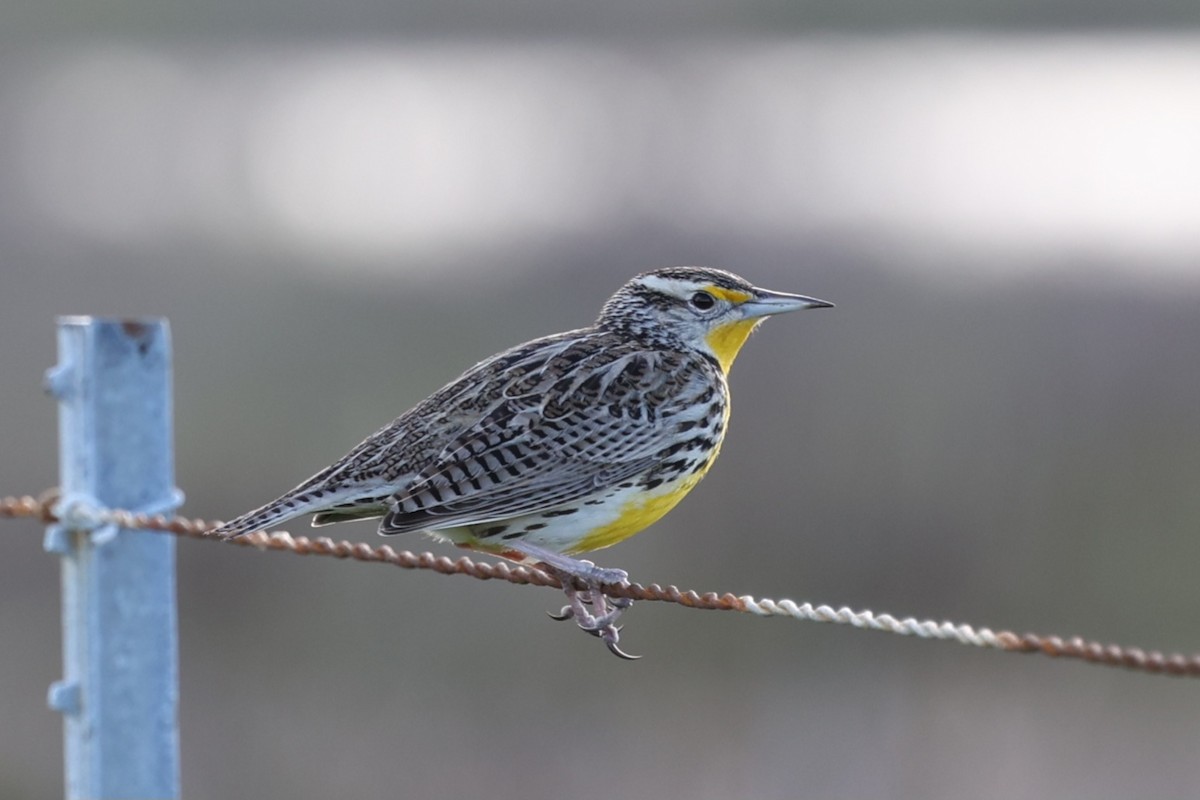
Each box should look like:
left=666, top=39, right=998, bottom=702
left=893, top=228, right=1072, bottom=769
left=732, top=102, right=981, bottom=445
left=6, top=492, right=1199, bottom=677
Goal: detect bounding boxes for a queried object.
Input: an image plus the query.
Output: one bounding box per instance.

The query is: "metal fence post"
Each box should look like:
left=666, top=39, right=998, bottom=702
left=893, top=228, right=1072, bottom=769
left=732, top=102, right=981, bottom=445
left=43, top=317, right=182, bottom=800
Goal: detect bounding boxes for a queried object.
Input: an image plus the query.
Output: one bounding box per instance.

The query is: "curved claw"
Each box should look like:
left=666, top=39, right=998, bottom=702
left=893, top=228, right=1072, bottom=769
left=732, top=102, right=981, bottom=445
left=547, top=606, right=575, bottom=621
left=594, top=624, right=640, bottom=659
left=582, top=623, right=622, bottom=639
left=604, top=638, right=642, bottom=661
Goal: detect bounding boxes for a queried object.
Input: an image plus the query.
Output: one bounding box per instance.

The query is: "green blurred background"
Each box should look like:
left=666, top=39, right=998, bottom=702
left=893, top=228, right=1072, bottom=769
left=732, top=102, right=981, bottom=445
left=3, top=2, right=1200, bottom=799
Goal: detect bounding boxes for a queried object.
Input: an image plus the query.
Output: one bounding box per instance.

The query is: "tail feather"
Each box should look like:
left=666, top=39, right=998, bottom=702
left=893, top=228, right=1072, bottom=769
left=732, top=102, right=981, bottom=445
left=209, top=496, right=316, bottom=538
left=211, top=485, right=393, bottom=538
left=210, top=450, right=401, bottom=537
left=311, top=507, right=387, bottom=527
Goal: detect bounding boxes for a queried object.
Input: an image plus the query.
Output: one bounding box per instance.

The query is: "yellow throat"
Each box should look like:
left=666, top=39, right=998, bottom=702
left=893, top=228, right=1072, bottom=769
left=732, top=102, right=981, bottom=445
left=705, top=317, right=764, bottom=373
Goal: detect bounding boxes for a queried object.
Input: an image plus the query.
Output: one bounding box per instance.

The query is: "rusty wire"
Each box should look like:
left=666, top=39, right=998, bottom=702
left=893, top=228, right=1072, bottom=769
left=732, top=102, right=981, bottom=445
left=6, top=491, right=1200, bottom=678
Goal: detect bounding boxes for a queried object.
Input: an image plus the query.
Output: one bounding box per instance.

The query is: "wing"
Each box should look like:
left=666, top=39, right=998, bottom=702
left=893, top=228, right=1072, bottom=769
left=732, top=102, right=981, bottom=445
left=379, top=345, right=709, bottom=535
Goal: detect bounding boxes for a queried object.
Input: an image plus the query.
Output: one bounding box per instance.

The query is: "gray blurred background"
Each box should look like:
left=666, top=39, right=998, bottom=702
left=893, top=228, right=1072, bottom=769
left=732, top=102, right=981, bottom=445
left=3, top=1, right=1200, bottom=798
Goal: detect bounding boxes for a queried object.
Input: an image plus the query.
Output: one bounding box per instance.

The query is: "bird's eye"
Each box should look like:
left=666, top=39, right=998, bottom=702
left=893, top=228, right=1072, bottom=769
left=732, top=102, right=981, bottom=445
left=689, top=291, right=716, bottom=311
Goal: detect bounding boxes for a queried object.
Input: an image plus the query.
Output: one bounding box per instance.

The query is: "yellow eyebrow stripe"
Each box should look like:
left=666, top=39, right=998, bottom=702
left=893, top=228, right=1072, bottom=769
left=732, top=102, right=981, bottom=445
left=705, top=285, right=753, bottom=304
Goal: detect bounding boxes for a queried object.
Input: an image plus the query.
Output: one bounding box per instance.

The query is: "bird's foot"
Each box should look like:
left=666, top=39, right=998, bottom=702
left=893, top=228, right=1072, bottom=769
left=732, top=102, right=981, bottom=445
left=505, top=541, right=640, bottom=659
left=546, top=575, right=639, bottom=660
left=550, top=583, right=631, bottom=629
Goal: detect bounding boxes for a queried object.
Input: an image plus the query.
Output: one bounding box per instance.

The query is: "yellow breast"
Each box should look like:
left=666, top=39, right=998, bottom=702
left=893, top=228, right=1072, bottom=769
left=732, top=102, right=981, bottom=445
left=570, top=366, right=735, bottom=554
left=570, top=406, right=732, bottom=556
left=569, top=472, right=708, bottom=554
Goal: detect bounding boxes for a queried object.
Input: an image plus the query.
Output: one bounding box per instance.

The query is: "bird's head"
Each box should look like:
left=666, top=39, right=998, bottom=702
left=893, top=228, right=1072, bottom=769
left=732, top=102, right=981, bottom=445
left=597, top=266, right=833, bottom=372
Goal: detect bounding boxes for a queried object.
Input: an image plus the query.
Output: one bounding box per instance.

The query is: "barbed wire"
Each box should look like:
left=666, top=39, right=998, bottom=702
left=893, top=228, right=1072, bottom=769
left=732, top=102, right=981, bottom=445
left=5, top=490, right=1199, bottom=678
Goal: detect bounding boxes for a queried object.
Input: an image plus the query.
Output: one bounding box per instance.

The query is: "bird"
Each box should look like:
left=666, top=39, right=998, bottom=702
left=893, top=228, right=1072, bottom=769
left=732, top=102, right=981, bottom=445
left=212, top=266, right=832, bottom=658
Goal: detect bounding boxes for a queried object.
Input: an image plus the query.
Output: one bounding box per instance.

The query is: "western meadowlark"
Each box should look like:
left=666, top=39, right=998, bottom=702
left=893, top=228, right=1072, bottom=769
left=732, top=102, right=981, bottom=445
left=214, top=267, right=832, bottom=657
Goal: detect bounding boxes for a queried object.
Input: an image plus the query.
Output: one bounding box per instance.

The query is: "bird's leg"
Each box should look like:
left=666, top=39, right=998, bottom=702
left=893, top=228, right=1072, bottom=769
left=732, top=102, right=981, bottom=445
left=507, top=541, right=639, bottom=659
left=507, top=540, right=628, bottom=586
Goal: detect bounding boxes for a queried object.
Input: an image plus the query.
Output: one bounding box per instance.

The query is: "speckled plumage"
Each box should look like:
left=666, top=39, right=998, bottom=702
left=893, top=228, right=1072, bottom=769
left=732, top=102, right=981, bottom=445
left=213, top=266, right=832, bottom=657
left=220, top=329, right=725, bottom=550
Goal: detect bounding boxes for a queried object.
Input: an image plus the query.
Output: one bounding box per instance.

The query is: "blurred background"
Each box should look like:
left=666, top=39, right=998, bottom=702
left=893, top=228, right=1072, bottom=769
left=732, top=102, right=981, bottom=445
left=3, top=1, right=1200, bottom=798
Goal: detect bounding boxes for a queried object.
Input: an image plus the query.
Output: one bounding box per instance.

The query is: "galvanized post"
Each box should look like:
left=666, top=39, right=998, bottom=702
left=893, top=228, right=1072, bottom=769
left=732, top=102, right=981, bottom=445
left=43, top=317, right=182, bottom=800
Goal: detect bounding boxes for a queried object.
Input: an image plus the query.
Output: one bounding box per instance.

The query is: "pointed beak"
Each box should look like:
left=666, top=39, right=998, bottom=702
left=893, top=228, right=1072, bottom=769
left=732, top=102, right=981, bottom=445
left=739, top=288, right=834, bottom=319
